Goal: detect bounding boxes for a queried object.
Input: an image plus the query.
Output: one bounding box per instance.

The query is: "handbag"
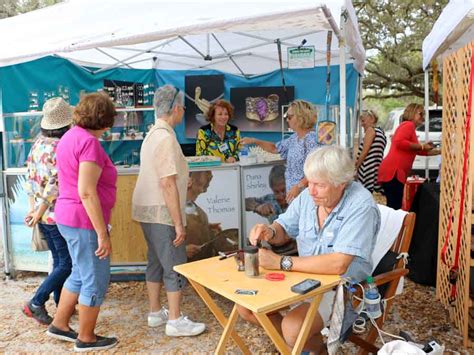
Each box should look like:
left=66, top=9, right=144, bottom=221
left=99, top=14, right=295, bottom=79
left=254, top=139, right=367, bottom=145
left=31, top=224, right=49, bottom=252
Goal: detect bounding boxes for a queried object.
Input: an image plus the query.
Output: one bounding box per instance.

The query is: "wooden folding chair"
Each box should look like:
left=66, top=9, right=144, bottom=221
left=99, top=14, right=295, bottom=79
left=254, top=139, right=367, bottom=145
left=347, top=212, right=416, bottom=355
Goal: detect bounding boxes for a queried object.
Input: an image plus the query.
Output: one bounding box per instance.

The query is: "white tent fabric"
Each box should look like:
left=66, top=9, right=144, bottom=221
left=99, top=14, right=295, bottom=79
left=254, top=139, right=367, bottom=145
left=422, top=0, right=474, bottom=69
left=0, top=0, right=365, bottom=75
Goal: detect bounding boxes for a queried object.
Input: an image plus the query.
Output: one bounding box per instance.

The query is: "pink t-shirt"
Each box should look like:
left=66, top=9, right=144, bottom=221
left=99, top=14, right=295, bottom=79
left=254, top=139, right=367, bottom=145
left=55, top=126, right=117, bottom=230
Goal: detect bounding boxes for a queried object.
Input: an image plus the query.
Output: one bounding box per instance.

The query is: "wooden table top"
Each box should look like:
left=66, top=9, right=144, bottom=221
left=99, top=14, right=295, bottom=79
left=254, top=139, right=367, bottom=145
left=174, top=256, right=341, bottom=313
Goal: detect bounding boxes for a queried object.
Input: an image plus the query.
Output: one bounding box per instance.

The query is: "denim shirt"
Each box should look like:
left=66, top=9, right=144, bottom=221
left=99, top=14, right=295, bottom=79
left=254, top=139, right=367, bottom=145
left=275, top=181, right=380, bottom=282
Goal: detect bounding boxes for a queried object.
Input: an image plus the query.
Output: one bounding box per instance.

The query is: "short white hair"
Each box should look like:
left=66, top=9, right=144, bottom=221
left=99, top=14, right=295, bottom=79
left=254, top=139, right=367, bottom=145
left=304, top=145, right=354, bottom=186
left=153, top=84, right=184, bottom=118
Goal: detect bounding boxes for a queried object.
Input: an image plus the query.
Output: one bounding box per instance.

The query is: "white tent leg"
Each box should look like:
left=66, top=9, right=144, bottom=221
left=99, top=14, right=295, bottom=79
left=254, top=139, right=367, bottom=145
left=0, top=89, right=12, bottom=277
left=424, top=70, right=430, bottom=179
left=339, top=26, right=347, bottom=147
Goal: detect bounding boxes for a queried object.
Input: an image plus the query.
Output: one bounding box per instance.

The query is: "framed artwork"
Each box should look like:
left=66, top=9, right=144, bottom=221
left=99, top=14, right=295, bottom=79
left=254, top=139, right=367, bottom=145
left=184, top=75, right=224, bottom=138
left=230, top=86, right=294, bottom=132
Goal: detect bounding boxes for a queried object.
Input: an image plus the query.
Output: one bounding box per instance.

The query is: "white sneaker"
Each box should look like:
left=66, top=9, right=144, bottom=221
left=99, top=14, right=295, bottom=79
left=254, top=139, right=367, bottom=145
left=147, top=307, right=169, bottom=327
left=165, top=316, right=206, bottom=337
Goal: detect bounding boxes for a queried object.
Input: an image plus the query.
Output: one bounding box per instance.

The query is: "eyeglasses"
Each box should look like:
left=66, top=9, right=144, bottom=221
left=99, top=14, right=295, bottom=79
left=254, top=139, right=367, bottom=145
left=168, top=88, right=185, bottom=111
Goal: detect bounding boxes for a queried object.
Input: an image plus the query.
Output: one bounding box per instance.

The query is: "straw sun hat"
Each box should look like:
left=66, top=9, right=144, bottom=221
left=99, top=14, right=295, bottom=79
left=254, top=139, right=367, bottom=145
left=40, top=97, right=73, bottom=130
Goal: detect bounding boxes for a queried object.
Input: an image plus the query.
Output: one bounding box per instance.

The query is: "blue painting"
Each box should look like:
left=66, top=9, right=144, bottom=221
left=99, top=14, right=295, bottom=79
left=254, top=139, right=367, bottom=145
left=6, top=174, right=49, bottom=272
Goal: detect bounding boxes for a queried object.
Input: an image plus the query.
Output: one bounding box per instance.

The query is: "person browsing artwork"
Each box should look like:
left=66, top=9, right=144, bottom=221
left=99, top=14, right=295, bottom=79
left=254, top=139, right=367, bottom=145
left=22, top=97, right=73, bottom=326
left=132, top=85, right=206, bottom=337
left=237, top=145, right=380, bottom=353
left=355, top=110, right=387, bottom=192
left=48, top=93, right=118, bottom=352
left=195, top=99, right=240, bottom=163
left=378, top=103, right=440, bottom=209
left=241, top=100, right=321, bottom=203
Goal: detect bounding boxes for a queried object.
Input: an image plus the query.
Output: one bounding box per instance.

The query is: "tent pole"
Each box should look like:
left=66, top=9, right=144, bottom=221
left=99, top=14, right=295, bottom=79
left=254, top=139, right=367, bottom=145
left=211, top=34, right=247, bottom=77
left=0, top=89, right=12, bottom=277
left=339, top=19, right=347, bottom=147
left=94, top=39, right=179, bottom=74
left=424, top=70, right=430, bottom=179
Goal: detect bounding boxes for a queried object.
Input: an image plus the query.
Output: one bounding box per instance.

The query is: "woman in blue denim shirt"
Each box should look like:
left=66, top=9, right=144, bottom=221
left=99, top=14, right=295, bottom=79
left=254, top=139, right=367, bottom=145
left=241, top=100, right=321, bottom=204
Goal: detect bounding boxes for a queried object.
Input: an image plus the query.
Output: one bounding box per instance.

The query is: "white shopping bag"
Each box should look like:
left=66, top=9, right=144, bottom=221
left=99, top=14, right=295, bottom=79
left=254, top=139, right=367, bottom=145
left=378, top=340, right=425, bottom=354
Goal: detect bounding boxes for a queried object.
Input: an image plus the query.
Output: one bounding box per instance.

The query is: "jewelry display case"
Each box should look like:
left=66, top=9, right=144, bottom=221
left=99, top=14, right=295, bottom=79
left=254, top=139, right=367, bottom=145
left=2, top=107, right=155, bottom=168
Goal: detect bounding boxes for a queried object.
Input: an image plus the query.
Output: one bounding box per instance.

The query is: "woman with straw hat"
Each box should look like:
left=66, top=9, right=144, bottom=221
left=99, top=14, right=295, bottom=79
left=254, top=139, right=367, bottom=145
left=22, top=97, right=73, bottom=325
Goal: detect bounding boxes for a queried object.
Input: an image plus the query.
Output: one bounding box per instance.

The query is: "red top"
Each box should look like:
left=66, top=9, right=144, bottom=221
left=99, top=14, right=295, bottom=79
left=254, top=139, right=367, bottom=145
left=378, top=121, right=427, bottom=184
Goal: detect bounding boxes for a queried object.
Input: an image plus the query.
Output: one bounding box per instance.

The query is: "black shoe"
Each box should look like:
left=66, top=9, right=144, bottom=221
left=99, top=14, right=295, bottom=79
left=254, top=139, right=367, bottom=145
left=74, top=335, right=118, bottom=352
left=46, top=324, right=78, bottom=343
left=22, top=301, right=53, bottom=325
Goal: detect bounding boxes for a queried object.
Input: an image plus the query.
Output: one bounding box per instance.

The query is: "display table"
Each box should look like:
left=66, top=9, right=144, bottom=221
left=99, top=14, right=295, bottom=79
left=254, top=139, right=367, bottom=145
left=3, top=160, right=284, bottom=272
left=175, top=256, right=340, bottom=355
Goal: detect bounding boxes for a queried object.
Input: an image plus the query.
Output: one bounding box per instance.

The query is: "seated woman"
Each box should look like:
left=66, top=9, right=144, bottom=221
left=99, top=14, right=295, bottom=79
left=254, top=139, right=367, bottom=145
left=195, top=99, right=240, bottom=163
left=237, top=145, right=380, bottom=353
left=241, top=100, right=321, bottom=204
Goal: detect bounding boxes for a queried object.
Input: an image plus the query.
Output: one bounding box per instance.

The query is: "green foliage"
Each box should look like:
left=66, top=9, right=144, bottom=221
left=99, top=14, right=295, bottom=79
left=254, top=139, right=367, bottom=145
left=354, top=0, right=448, bottom=101
left=0, top=0, right=62, bottom=19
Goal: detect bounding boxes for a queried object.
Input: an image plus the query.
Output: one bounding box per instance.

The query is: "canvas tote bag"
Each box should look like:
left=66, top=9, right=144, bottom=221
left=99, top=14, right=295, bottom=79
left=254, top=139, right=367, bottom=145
left=31, top=224, right=49, bottom=251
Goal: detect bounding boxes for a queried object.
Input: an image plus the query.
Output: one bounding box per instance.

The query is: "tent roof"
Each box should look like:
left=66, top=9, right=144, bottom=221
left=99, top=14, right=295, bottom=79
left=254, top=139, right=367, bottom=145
left=0, top=0, right=365, bottom=75
left=423, top=0, right=474, bottom=69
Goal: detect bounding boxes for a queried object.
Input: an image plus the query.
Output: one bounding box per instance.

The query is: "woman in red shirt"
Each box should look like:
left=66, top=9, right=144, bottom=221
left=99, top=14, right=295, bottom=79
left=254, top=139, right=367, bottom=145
left=378, top=103, right=440, bottom=209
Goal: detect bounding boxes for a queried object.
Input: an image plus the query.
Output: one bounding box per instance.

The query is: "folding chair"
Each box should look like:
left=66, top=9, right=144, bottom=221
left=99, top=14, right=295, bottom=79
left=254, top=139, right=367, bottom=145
left=347, top=212, right=416, bottom=354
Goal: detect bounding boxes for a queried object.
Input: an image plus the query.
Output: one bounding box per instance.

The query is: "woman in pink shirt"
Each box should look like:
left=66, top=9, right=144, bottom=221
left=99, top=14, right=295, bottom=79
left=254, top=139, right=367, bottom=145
left=378, top=103, right=440, bottom=209
left=47, top=93, right=118, bottom=352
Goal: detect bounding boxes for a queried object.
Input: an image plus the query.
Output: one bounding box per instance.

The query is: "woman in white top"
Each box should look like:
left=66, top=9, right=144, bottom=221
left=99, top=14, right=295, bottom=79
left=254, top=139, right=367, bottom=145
left=132, top=85, right=205, bottom=337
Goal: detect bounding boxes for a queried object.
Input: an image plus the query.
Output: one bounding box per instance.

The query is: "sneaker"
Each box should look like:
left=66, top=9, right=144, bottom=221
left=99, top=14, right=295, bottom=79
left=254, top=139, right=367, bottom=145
left=22, top=301, right=52, bottom=325
left=46, top=324, right=78, bottom=343
left=74, top=335, right=118, bottom=352
left=147, top=307, right=169, bottom=327
left=165, top=316, right=206, bottom=337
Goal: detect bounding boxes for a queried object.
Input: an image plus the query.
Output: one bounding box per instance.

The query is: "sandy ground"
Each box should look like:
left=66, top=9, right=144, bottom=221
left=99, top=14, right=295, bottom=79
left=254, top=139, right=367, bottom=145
left=0, top=261, right=471, bottom=354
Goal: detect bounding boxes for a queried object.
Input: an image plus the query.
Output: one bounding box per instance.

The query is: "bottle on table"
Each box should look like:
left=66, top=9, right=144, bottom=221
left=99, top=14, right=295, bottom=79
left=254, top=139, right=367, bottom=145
left=239, top=145, right=249, bottom=165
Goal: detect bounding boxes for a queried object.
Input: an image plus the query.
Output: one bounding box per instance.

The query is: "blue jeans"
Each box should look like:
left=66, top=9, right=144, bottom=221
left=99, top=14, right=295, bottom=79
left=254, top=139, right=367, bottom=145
left=31, top=224, right=72, bottom=306
left=58, top=224, right=111, bottom=307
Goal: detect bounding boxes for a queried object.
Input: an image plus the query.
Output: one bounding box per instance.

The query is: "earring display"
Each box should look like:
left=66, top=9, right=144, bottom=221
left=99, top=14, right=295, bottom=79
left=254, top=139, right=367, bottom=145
left=103, top=80, right=145, bottom=108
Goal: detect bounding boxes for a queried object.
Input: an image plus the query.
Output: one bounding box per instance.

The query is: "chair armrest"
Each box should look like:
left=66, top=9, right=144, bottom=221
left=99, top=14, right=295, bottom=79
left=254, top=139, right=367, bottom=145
left=352, top=268, right=408, bottom=299
left=372, top=268, right=408, bottom=287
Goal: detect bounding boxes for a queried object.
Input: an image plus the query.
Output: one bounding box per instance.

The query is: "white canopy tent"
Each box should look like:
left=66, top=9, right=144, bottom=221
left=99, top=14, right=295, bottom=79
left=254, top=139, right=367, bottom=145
left=0, top=0, right=364, bottom=73
left=422, top=0, right=474, bottom=70
left=421, top=0, right=474, bottom=177
left=0, top=0, right=366, bottom=275
left=0, top=0, right=365, bottom=146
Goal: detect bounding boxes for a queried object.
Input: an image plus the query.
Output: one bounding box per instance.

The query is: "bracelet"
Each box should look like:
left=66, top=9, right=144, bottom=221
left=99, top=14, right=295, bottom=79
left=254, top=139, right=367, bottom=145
left=267, top=225, right=276, bottom=241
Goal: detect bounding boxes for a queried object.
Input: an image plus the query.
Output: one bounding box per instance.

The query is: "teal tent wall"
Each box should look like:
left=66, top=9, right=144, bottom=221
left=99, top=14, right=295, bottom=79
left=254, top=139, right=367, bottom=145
left=0, top=56, right=359, bottom=143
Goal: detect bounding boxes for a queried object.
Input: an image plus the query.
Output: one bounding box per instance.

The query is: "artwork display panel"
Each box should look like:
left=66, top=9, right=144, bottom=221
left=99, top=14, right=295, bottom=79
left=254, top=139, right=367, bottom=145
left=230, top=86, right=294, bottom=132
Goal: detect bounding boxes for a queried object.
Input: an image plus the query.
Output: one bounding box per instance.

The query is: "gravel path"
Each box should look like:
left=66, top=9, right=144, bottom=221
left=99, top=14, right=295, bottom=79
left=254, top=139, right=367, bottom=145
left=0, top=267, right=470, bottom=354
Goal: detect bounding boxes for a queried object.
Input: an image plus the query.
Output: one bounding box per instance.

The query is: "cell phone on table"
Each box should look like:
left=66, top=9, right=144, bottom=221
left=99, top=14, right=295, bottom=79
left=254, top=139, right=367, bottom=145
left=290, top=279, right=321, bottom=294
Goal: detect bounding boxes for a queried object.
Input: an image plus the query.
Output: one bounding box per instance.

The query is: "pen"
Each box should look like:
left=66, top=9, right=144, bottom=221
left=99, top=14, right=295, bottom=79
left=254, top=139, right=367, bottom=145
left=219, top=251, right=238, bottom=260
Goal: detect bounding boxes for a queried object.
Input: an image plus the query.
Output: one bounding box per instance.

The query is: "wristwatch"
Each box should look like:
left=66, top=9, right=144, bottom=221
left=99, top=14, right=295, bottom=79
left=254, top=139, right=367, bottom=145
left=267, top=224, right=276, bottom=241
left=280, top=256, right=293, bottom=271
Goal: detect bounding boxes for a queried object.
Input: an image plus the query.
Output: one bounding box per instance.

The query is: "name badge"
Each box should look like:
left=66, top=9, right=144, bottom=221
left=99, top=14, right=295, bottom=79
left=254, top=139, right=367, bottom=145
left=218, top=142, right=229, bottom=153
